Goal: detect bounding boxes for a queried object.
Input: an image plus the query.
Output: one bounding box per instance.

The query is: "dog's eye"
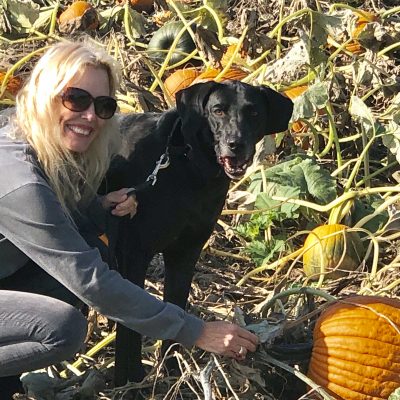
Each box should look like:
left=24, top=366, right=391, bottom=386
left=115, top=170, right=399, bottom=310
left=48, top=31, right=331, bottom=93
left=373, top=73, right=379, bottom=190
left=213, top=109, right=225, bottom=116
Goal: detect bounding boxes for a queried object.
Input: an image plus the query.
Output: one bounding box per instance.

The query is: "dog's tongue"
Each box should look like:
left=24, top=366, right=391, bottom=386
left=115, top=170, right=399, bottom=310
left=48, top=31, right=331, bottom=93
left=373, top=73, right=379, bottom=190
left=220, top=156, right=248, bottom=178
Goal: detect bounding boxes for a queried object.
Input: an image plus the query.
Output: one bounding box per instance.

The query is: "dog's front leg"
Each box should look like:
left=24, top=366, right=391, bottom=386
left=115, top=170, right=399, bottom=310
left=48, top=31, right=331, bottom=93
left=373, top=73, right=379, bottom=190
left=115, top=324, right=144, bottom=386
left=161, top=236, right=210, bottom=374
left=114, top=234, right=151, bottom=388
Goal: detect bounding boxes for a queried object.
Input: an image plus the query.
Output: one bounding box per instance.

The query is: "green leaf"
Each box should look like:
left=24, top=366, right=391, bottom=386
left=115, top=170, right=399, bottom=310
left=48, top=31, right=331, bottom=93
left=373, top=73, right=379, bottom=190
left=248, top=157, right=336, bottom=221
left=98, top=5, right=124, bottom=31
left=256, top=189, right=300, bottom=220
left=250, top=156, right=336, bottom=204
left=300, top=158, right=336, bottom=204
left=6, top=0, right=40, bottom=34
left=306, top=11, right=342, bottom=67
left=291, top=82, right=329, bottom=121
left=236, top=213, right=276, bottom=241
left=125, top=7, right=146, bottom=38
left=349, top=95, right=376, bottom=137
left=382, top=111, right=400, bottom=164
left=389, top=387, right=400, bottom=400
left=32, top=6, right=53, bottom=31
left=351, top=196, right=389, bottom=233
left=244, top=238, right=286, bottom=265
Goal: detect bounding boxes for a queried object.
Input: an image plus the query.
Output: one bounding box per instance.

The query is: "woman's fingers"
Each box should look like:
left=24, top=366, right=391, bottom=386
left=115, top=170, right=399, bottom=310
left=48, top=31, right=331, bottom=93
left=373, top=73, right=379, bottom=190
left=194, top=321, right=259, bottom=360
left=104, top=188, right=138, bottom=217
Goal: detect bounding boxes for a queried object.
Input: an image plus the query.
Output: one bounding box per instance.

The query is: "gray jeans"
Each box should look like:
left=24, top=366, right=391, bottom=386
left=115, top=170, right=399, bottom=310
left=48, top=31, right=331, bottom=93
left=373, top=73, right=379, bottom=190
left=0, top=231, right=112, bottom=377
left=0, top=289, right=87, bottom=376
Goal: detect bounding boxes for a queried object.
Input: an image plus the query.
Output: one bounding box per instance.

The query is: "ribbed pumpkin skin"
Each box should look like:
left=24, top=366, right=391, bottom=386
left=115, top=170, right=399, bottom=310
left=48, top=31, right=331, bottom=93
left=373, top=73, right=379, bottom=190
left=147, top=22, right=196, bottom=65
left=191, top=67, right=248, bottom=84
left=164, top=68, right=200, bottom=99
left=303, top=224, right=364, bottom=280
left=308, top=296, right=400, bottom=400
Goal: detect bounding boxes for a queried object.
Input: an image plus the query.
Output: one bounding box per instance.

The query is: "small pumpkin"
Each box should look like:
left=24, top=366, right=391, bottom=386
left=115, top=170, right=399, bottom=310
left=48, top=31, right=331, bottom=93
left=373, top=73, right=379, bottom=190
left=58, top=1, right=99, bottom=32
left=164, top=68, right=200, bottom=99
left=303, top=224, right=364, bottom=280
left=115, top=0, right=153, bottom=13
left=308, top=295, right=400, bottom=400
left=191, top=67, right=248, bottom=85
left=147, top=22, right=196, bottom=65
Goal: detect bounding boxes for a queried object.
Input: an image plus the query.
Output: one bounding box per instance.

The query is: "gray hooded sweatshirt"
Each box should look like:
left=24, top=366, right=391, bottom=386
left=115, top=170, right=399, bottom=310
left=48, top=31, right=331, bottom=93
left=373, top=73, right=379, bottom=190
left=0, top=124, right=203, bottom=347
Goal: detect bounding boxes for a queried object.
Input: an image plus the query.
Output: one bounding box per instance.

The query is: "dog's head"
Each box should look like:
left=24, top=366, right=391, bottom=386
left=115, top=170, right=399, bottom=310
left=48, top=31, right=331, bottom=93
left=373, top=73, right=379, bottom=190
left=176, top=80, right=293, bottom=179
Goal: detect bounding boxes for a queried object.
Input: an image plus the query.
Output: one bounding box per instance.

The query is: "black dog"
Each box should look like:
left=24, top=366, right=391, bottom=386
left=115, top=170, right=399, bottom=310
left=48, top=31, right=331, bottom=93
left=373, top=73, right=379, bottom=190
left=104, top=80, right=293, bottom=386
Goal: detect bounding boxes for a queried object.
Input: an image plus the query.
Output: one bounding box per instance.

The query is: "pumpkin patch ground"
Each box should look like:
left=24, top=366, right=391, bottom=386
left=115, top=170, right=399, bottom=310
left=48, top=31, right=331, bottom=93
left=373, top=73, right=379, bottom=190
left=1, top=0, right=400, bottom=398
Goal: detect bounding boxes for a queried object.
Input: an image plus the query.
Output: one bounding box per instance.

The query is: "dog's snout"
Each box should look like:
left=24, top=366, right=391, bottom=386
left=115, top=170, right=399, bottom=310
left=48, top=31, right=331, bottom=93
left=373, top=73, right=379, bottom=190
left=227, top=138, right=245, bottom=151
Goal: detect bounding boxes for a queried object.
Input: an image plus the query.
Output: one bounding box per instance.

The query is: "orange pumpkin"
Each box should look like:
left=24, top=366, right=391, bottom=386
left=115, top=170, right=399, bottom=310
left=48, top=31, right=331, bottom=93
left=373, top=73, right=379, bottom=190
left=284, top=85, right=308, bottom=100
left=308, top=295, right=400, bottom=400
left=164, top=68, right=200, bottom=99
left=115, top=0, right=153, bottom=12
left=0, top=72, right=23, bottom=97
left=191, top=67, right=248, bottom=85
left=58, top=1, right=99, bottom=31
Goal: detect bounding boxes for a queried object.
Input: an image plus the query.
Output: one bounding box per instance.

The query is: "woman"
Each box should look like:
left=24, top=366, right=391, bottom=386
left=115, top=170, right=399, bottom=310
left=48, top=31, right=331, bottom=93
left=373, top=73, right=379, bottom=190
left=0, top=39, right=258, bottom=394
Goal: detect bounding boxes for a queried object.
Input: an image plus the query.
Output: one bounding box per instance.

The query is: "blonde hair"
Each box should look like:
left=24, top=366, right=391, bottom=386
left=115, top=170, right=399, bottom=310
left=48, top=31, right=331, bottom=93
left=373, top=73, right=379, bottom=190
left=12, top=39, right=122, bottom=212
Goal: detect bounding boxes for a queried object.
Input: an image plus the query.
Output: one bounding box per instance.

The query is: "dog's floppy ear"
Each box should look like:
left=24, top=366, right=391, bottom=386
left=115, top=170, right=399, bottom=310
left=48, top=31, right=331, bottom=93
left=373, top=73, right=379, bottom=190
left=175, top=81, right=221, bottom=127
left=257, top=86, right=293, bottom=135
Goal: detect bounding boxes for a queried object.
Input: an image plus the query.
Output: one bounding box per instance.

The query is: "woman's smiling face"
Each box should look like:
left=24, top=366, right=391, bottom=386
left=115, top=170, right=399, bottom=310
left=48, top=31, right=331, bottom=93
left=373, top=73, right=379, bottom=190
left=59, top=66, right=110, bottom=153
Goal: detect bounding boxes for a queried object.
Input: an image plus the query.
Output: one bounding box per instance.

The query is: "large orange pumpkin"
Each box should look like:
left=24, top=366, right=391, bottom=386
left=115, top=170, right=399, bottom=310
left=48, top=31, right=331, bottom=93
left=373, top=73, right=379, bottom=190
left=308, top=295, right=400, bottom=400
left=164, top=68, right=200, bottom=99
left=191, top=67, right=247, bottom=85
left=303, top=224, right=364, bottom=280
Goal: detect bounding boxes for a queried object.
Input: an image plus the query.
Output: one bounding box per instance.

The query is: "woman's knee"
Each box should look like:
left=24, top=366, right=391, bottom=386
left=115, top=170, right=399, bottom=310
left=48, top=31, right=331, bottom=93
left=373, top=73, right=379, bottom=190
left=46, top=302, right=88, bottom=359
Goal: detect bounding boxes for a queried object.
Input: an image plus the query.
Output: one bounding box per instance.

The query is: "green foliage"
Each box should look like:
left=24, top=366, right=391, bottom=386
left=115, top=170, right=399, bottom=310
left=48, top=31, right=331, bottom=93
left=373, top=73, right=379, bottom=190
left=351, top=195, right=389, bottom=233
left=235, top=208, right=288, bottom=265
left=291, top=82, right=329, bottom=121
left=381, top=93, right=400, bottom=163
left=389, top=387, right=400, bottom=400
left=0, top=0, right=39, bottom=35
left=306, top=11, right=342, bottom=66
left=244, top=237, right=286, bottom=266
left=249, top=156, right=337, bottom=207
left=236, top=212, right=287, bottom=265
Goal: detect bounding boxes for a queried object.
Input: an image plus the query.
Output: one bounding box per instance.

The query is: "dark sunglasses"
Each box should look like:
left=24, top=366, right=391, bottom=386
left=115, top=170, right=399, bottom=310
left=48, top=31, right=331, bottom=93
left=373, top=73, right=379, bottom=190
left=60, top=87, right=117, bottom=120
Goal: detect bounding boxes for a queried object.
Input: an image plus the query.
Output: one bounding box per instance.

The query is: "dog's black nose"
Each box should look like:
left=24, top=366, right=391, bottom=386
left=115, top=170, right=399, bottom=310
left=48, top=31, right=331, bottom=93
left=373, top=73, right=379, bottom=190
left=227, top=140, right=244, bottom=151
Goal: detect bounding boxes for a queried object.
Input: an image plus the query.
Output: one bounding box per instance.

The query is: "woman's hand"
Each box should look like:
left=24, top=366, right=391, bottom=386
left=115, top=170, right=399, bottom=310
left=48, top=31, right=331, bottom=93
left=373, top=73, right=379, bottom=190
left=101, top=188, right=138, bottom=218
left=194, top=321, right=259, bottom=361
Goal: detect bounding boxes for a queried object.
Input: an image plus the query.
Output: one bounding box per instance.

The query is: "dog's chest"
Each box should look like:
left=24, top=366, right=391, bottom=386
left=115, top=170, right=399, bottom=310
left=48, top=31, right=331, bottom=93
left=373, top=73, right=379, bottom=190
left=127, top=165, right=229, bottom=251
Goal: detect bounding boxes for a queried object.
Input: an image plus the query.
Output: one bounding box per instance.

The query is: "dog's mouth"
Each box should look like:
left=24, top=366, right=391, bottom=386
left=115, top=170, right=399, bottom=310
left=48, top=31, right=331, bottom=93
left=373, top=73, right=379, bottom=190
left=219, top=156, right=251, bottom=179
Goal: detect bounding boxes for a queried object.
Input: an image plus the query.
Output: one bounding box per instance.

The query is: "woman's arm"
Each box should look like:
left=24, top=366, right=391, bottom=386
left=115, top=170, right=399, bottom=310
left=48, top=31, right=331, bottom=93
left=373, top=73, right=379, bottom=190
left=0, top=182, right=203, bottom=347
